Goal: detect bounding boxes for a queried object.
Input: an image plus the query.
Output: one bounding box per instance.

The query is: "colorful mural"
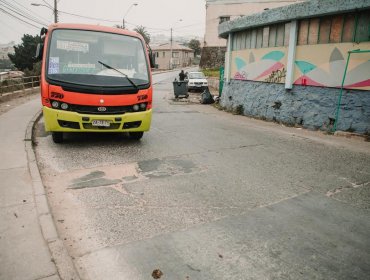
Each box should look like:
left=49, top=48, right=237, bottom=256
left=294, top=44, right=370, bottom=90
left=231, top=48, right=287, bottom=83
left=231, top=43, right=370, bottom=90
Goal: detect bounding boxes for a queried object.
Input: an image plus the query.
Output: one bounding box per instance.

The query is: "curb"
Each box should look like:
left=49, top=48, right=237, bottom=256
left=25, top=110, right=81, bottom=280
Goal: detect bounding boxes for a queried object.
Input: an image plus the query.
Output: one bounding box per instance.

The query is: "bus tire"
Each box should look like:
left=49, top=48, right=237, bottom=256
left=128, top=131, right=144, bottom=140
left=52, top=132, right=63, bottom=143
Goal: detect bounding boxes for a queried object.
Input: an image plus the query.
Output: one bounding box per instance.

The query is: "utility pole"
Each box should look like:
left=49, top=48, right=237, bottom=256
left=54, top=0, right=58, bottom=23
left=170, top=28, right=173, bottom=70
left=31, top=1, right=58, bottom=22
left=169, top=19, right=182, bottom=70
left=122, top=3, right=138, bottom=29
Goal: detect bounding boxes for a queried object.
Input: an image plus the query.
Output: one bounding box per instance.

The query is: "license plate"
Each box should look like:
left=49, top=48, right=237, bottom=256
left=92, top=120, right=111, bottom=127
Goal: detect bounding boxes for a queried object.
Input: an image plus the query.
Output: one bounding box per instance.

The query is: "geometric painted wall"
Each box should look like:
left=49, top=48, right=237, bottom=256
left=231, top=42, right=370, bottom=90
left=231, top=47, right=288, bottom=84
left=294, top=43, right=370, bottom=90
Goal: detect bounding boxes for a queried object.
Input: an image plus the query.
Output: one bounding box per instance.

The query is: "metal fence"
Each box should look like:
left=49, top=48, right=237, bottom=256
left=0, top=75, right=40, bottom=96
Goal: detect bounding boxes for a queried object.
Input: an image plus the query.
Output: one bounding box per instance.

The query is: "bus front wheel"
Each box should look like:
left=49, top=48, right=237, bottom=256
left=52, top=132, right=63, bottom=143
left=128, top=131, right=144, bottom=140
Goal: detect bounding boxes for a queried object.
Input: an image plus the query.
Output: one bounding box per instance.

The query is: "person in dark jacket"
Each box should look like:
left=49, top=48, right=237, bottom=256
left=179, top=70, right=186, bottom=81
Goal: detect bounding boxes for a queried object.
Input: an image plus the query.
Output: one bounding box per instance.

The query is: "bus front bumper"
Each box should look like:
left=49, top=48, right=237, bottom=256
left=43, top=107, right=152, bottom=132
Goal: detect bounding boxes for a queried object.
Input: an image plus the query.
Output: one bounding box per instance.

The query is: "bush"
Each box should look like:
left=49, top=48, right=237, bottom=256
left=1, top=79, right=23, bottom=94
left=233, top=105, right=244, bottom=115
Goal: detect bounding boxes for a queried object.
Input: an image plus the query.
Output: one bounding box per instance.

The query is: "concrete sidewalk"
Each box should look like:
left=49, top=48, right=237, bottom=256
left=0, top=97, right=78, bottom=280
left=0, top=68, right=189, bottom=280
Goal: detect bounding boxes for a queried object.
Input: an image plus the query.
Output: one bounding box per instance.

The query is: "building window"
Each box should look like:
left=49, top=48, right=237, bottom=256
left=284, top=22, right=291, bottom=46
left=219, top=16, right=230, bottom=24
left=342, top=14, right=356, bottom=42
left=155, top=52, right=159, bottom=58
left=256, top=27, right=263, bottom=48
left=297, top=10, right=370, bottom=45
left=172, top=52, right=179, bottom=58
left=319, top=17, right=331, bottom=44
left=308, top=18, right=320, bottom=44
left=263, top=26, right=270, bottom=48
left=330, top=15, right=343, bottom=43
left=240, top=32, right=246, bottom=50
left=251, top=29, right=257, bottom=49
left=232, top=34, right=238, bottom=51
left=298, top=19, right=309, bottom=45
left=230, top=10, right=369, bottom=52
left=245, top=30, right=252, bottom=49
left=231, top=22, right=289, bottom=51
left=276, top=23, right=285, bottom=47
left=268, top=25, right=277, bottom=47
left=355, top=10, right=370, bottom=43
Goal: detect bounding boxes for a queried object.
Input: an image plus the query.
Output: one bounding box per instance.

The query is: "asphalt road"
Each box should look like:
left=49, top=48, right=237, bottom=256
left=34, top=70, right=370, bottom=280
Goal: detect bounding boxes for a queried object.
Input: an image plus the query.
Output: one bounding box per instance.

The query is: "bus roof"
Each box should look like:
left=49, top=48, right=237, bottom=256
left=45, top=23, right=144, bottom=41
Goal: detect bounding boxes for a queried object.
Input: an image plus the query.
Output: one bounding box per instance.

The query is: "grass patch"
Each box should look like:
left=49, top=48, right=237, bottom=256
left=201, top=68, right=220, bottom=78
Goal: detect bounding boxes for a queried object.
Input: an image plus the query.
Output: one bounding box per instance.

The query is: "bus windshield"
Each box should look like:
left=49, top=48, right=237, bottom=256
left=46, top=29, right=149, bottom=88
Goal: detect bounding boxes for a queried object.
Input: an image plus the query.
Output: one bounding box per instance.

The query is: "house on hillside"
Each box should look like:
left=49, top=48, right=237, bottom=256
left=0, top=41, right=15, bottom=59
left=200, top=0, right=303, bottom=68
left=152, top=43, right=194, bottom=70
left=218, top=0, right=370, bottom=134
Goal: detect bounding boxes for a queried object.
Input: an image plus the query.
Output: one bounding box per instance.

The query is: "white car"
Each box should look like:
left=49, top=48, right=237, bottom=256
left=187, top=71, right=208, bottom=92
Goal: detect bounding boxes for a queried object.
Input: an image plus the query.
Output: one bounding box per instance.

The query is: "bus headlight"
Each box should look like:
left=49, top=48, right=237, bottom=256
left=51, top=101, right=59, bottom=108
left=139, top=103, right=146, bottom=110
left=61, top=103, right=69, bottom=110
left=133, top=104, right=139, bottom=111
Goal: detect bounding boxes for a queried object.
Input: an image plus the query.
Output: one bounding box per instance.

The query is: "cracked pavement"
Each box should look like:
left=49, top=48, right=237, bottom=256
left=34, top=71, right=370, bottom=279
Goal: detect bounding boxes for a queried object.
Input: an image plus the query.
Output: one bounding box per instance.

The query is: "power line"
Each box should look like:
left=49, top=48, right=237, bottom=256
left=0, top=0, right=48, bottom=25
left=0, top=0, right=48, bottom=26
left=13, top=0, right=51, bottom=23
left=42, top=0, right=54, bottom=9
left=58, top=10, right=119, bottom=23
left=22, top=6, right=206, bottom=36
left=0, top=8, right=41, bottom=29
left=125, top=21, right=169, bottom=32
left=57, top=11, right=171, bottom=33
left=0, top=16, right=29, bottom=36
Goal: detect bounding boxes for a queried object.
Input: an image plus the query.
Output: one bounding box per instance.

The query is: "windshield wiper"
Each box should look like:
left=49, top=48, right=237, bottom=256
left=98, top=60, right=138, bottom=90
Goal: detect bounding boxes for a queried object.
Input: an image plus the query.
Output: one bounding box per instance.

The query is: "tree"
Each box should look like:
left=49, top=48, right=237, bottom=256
left=8, top=34, right=40, bottom=71
left=187, top=39, right=201, bottom=56
left=134, top=25, right=150, bottom=44
left=114, top=24, right=150, bottom=45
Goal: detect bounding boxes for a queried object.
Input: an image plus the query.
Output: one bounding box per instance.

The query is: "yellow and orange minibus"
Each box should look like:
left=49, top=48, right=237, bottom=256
left=37, top=24, right=154, bottom=143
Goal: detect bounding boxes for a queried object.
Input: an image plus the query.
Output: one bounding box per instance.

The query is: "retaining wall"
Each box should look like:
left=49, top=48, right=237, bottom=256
left=220, top=80, right=370, bottom=134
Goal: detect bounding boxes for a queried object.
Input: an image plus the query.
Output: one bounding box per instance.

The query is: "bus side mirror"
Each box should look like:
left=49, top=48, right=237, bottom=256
left=149, top=51, right=155, bottom=69
left=40, top=27, right=48, bottom=36
left=35, top=43, right=44, bottom=60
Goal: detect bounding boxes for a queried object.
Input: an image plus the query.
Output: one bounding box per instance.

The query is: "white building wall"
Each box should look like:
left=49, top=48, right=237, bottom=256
left=205, top=0, right=303, bottom=47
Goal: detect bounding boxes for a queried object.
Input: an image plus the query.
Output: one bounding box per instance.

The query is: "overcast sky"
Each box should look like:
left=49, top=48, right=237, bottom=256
left=0, top=0, right=206, bottom=44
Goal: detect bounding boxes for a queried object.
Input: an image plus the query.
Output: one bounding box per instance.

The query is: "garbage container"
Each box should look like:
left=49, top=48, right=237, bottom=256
left=172, top=81, right=189, bottom=98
